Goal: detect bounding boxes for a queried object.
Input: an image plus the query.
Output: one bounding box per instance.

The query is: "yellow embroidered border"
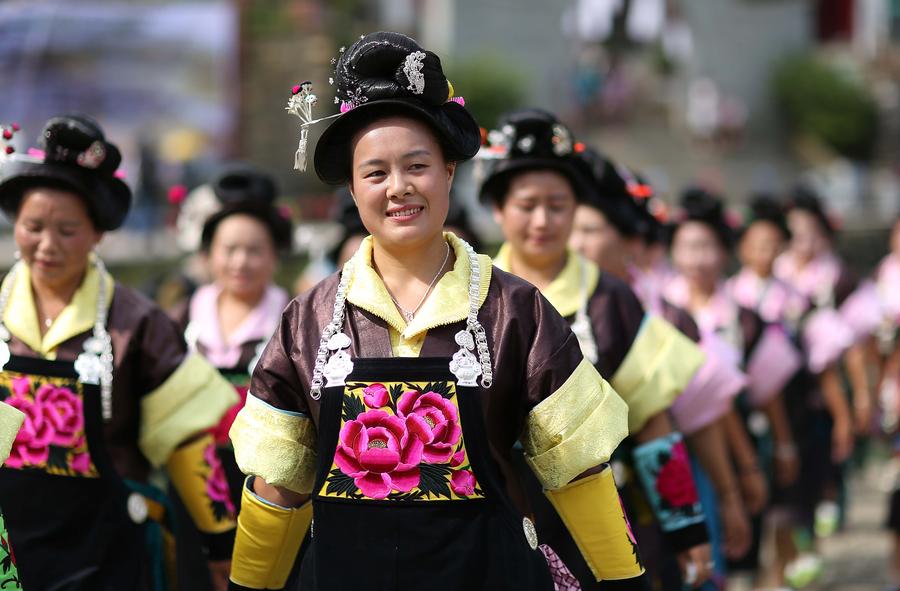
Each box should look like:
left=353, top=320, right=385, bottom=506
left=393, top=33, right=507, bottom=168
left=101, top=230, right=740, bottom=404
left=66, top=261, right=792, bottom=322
left=611, top=315, right=706, bottom=434
left=230, top=393, right=318, bottom=494
left=523, top=358, right=629, bottom=490
left=0, top=402, right=24, bottom=465
left=139, top=354, right=239, bottom=467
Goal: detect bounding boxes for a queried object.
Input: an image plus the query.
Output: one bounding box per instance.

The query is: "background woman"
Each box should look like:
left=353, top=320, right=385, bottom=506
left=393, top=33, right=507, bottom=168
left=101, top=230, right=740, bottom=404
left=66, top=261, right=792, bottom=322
left=0, top=114, right=239, bottom=590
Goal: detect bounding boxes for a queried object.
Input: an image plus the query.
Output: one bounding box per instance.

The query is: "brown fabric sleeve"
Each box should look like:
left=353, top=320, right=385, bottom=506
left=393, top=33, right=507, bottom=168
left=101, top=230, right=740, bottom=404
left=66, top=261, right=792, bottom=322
left=587, top=274, right=645, bottom=379
left=249, top=298, right=309, bottom=415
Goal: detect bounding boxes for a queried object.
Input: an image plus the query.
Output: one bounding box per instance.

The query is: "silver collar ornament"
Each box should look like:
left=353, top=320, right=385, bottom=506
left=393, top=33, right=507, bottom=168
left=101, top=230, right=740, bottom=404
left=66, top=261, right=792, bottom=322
left=570, top=256, right=599, bottom=365
left=309, top=239, right=492, bottom=399
left=403, top=51, right=426, bottom=95
left=0, top=258, right=115, bottom=421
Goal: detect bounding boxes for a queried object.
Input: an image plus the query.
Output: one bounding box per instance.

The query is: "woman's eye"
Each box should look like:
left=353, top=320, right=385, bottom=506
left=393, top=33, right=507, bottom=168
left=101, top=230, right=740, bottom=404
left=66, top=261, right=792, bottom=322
left=364, top=170, right=385, bottom=179
left=409, top=163, right=427, bottom=171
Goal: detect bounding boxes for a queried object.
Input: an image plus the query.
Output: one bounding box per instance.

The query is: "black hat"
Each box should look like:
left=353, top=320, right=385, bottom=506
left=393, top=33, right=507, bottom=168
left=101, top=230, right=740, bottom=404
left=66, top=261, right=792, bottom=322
left=200, top=164, right=292, bottom=252
left=574, top=148, right=644, bottom=237
left=786, top=185, right=835, bottom=237
left=0, top=114, right=131, bottom=230
left=623, top=171, right=670, bottom=245
left=313, top=31, right=481, bottom=185
left=674, top=187, right=736, bottom=248
left=742, top=194, right=790, bottom=240
left=479, top=109, right=589, bottom=205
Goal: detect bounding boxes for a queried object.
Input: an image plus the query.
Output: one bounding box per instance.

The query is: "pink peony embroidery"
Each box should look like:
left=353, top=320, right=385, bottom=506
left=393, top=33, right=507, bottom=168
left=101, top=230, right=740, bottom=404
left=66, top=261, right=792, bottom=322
left=35, top=384, right=84, bottom=447
left=334, top=409, right=423, bottom=499
left=655, top=441, right=699, bottom=508
left=10, top=377, right=30, bottom=398
left=5, top=396, right=54, bottom=468
left=450, top=469, right=476, bottom=496
left=397, top=391, right=461, bottom=464
left=70, top=450, right=91, bottom=475
left=204, top=443, right=236, bottom=515
left=450, top=449, right=465, bottom=468
left=362, top=383, right=390, bottom=409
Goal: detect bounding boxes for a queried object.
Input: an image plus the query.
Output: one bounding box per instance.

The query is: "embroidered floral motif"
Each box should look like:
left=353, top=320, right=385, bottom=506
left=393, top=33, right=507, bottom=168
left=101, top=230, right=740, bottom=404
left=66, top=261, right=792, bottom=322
left=0, top=512, right=22, bottom=591
left=203, top=442, right=237, bottom=518
left=654, top=441, right=699, bottom=508
left=0, top=372, right=98, bottom=478
left=321, top=380, right=484, bottom=502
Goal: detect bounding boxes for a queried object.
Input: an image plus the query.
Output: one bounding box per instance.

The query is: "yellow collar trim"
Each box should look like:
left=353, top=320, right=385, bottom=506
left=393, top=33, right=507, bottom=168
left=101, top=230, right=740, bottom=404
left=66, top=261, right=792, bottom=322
left=346, top=233, right=492, bottom=339
left=2, top=259, right=115, bottom=357
left=494, top=243, right=599, bottom=318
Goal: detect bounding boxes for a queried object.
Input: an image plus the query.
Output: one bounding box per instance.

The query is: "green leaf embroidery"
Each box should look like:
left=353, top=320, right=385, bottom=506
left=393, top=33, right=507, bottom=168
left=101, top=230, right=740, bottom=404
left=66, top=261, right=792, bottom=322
left=389, top=383, right=405, bottom=409
left=326, top=468, right=362, bottom=498
left=405, top=381, right=454, bottom=400
left=341, top=393, right=366, bottom=423
left=417, top=463, right=453, bottom=500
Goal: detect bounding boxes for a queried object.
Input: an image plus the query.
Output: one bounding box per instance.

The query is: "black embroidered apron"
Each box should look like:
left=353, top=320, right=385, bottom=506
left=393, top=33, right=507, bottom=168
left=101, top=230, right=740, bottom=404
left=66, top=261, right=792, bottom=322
left=0, top=354, right=148, bottom=591
left=298, top=356, right=553, bottom=591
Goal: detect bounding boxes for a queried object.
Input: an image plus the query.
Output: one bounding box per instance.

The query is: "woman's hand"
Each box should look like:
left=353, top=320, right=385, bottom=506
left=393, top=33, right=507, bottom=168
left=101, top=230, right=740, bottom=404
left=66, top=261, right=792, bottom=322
left=774, top=444, right=800, bottom=488
left=738, top=466, right=768, bottom=515
left=719, top=491, right=752, bottom=559
left=208, top=559, right=231, bottom=591
left=678, top=543, right=713, bottom=588
left=831, top=417, right=854, bottom=463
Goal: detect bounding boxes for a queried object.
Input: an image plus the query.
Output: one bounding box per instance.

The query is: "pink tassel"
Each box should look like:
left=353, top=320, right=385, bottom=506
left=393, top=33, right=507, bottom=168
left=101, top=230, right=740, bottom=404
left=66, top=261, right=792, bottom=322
left=27, top=148, right=45, bottom=159
left=340, top=101, right=355, bottom=113
left=450, top=96, right=466, bottom=106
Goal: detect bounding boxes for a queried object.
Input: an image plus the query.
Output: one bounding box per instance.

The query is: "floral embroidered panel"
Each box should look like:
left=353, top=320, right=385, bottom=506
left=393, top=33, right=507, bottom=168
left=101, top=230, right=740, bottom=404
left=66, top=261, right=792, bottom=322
left=319, top=380, right=485, bottom=502
left=0, top=371, right=98, bottom=478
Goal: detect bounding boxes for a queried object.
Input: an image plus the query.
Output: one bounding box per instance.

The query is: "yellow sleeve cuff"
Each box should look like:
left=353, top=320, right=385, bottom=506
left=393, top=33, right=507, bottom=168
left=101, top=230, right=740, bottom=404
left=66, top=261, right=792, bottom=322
left=546, top=467, right=645, bottom=581
left=230, top=393, right=318, bottom=494
left=0, top=402, right=24, bottom=465
left=167, top=433, right=237, bottom=534
left=523, top=358, right=629, bottom=490
left=139, top=354, right=239, bottom=467
left=230, top=479, right=312, bottom=589
left=611, top=315, right=706, bottom=433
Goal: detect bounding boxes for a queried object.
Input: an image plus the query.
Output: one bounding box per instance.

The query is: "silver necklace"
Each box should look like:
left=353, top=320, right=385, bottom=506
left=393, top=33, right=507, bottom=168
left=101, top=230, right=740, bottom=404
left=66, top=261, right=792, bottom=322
left=383, top=242, right=451, bottom=323
left=0, top=258, right=115, bottom=421
left=310, top=237, right=492, bottom=399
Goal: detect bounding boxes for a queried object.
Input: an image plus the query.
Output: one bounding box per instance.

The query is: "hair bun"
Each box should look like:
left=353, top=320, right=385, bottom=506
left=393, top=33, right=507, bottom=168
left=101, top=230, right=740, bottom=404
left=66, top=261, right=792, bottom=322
left=41, top=114, right=121, bottom=176
left=336, top=31, right=449, bottom=107
left=212, top=163, right=278, bottom=206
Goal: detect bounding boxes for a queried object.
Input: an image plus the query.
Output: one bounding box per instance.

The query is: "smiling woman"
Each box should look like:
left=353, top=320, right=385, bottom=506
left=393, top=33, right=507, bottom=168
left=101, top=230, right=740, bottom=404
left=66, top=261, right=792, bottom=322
left=0, top=114, right=239, bottom=590
left=227, top=31, right=638, bottom=591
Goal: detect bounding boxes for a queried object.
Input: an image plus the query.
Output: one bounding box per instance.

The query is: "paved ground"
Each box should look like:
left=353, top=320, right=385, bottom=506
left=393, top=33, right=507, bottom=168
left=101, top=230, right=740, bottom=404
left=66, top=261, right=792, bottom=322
left=811, top=460, right=893, bottom=590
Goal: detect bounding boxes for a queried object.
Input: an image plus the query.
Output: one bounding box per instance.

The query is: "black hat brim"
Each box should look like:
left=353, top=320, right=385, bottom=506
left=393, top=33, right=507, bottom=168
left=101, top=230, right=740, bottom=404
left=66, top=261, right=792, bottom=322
left=0, top=159, right=131, bottom=231
left=478, top=157, right=590, bottom=206
left=314, top=98, right=481, bottom=185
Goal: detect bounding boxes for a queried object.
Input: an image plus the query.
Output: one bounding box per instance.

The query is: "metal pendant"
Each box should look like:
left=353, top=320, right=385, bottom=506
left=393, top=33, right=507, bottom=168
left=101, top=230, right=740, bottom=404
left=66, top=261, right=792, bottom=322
left=127, top=492, right=149, bottom=524
left=449, top=330, right=481, bottom=387
left=323, top=332, right=353, bottom=387
left=0, top=340, right=9, bottom=373
left=522, top=516, right=539, bottom=550
left=74, top=352, right=102, bottom=385
left=571, top=313, right=599, bottom=365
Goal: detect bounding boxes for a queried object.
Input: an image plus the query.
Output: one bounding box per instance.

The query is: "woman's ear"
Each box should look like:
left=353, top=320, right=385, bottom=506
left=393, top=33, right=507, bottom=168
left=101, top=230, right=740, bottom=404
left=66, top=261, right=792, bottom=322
left=446, top=161, right=457, bottom=187
left=491, top=203, right=504, bottom=227
left=348, top=182, right=358, bottom=207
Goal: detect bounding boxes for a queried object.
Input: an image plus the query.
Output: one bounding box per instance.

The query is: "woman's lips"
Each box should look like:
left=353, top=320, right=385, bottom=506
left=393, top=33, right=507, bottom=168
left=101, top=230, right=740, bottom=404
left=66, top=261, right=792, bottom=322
left=385, top=206, right=424, bottom=222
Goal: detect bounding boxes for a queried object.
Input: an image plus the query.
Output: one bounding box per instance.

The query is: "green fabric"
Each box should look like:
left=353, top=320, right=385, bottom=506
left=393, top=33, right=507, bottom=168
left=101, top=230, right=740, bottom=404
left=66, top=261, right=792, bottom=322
left=0, top=509, right=23, bottom=590
left=126, top=480, right=175, bottom=591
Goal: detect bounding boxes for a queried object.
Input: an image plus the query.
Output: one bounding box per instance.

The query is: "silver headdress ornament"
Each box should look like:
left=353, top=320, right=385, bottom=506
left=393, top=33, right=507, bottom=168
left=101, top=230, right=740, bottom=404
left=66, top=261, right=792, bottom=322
left=403, top=51, right=426, bottom=95
left=286, top=81, right=319, bottom=172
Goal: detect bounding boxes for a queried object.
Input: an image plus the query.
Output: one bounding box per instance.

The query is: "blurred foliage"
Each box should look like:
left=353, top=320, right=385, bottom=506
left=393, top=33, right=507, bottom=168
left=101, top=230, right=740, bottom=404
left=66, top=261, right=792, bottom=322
left=772, top=54, right=879, bottom=161
left=445, top=57, right=527, bottom=129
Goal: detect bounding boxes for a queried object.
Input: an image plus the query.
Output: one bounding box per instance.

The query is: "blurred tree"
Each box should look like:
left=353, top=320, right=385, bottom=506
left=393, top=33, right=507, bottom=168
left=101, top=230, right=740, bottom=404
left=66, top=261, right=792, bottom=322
left=772, top=54, right=879, bottom=161
left=445, top=57, right=527, bottom=129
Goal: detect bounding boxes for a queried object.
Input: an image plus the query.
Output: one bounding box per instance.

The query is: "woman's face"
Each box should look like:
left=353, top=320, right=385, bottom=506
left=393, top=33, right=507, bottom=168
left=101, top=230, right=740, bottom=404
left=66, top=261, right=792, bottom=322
left=569, top=204, right=625, bottom=274
left=493, top=170, right=577, bottom=267
left=14, top=187, right=102, bottom=289
left=671, top=221, right=727, bottom=285
left=207, top=214, right=277, bottom=300
left=738, top=221, right=785, bottom=277
left=350, top=116, right=455, bottom=251
left=787, top=209, right=828, bottom=261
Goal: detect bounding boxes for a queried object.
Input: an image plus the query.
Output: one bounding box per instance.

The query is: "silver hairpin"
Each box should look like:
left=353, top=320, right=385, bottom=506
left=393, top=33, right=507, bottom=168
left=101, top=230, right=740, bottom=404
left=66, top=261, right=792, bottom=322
left=286, top=81, right=318, bottom=172
left=403, top=51, right=426, bottom=95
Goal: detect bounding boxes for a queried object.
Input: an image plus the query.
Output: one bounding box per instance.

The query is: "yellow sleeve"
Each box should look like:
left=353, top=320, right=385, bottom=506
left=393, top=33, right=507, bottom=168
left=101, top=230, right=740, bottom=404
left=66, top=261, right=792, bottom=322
left=139, top=354, right=239, bottom=467
left=522, top=358, right=629, bottom=490
left=230, top=392, right=318, bottom=494
left=0, top=402, right=24, bottom=465
left=611, top=315, right=706, bottom=434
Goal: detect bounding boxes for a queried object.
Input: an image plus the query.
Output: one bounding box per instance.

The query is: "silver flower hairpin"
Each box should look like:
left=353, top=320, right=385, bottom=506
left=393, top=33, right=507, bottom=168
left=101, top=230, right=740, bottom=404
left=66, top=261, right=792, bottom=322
left=286, top=81, right=320, bottom=172
left=403, top=51, right=426, bottom=95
